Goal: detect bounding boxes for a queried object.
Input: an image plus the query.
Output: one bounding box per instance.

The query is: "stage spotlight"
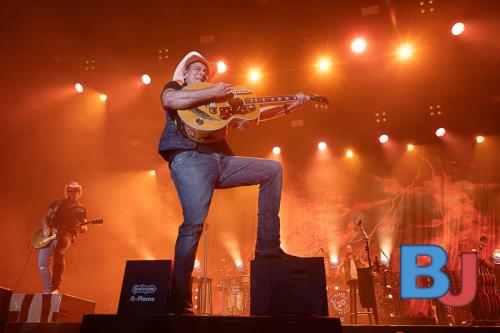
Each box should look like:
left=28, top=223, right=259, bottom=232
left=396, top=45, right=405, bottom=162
left=379, top=134, right=389, bottom=144
left=74, top=83, right=84, bottom=93
left=381, top=256, right=390, bottom=267
left=397, top=43, right=413, bottom=60
left=435, top=127, right=446, bottom=137
left=149, top=170, right=156, bottom=176
left=330, top=255, right=339, bottom=267
left=451, top=22, right=465, bottom=36
left=407, top=144, right=415, bottom=152
left=141, top=74, right=152, bottom=85
left=476, top=135, right=485, bottom=143
left=351, top=38, right=367, bottom=53
left=235, top=258, right=244, bottom=271
left=346, top=149, right=354, bottom=158
left=217, top=61, right=227, bottom=73
left=249, top=69, right=261, bottom=83
left=272, top=146, right=281, bottom=155
left=194, top=259, right=201, bottom=272
left=99, top=94, right=107, bottom=102
left=316, top=57, right=332, bottom=73
left=318, top=141, right=327, bottom=151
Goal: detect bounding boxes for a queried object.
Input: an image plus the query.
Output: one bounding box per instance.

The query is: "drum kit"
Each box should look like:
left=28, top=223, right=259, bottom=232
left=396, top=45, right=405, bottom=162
left=218, top=274, right=250, bottom=315
left=210, top=256, right=251, bottom=316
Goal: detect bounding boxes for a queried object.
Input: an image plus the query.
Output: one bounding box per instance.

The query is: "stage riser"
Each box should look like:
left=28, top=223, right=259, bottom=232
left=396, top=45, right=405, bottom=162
left=5, top=320, right=499, bottom=333
left=81, top=314, right=342, bottom=333
left=5, top=323, right=80, bottom=333
left=343, top=326, right=499, bottom=333
left=8, top=294, right=95, bottom=323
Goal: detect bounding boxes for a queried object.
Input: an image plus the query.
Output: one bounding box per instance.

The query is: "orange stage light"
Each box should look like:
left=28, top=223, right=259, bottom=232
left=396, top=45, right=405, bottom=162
left=216, top=61, right=227, bottom=73
left=141, top=74, right=152, bottom=85
left=248, top=69, right=261, bottom=83
left=272, top=146, right=281, bottom=155
left=316, top=57, right=332, bottom=73
left=351, top=38, right=367, bottom=53
left=396, top=43, right=413, bottom=60
left=476, top=135, right=485, bottom=143
left=451, top=22, right=465, bottom=36
left=379, top=134, right=389, bottom=144
left=407, top=144, right=415, bottom=152
left=435, top=127, right=446, bottom=137
left=99, top=94, right=107, bottom=102
left=74, top=83, right=84, bottom=93
left=317, top=141, right=327, bottom=151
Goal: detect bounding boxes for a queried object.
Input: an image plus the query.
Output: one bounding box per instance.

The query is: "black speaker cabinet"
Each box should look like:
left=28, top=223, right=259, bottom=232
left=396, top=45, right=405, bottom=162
left=250, top=257, right=328, bottom=316
left=117, top=260, right=172, bottom=314
left=0, top=287, right=12, bottom=331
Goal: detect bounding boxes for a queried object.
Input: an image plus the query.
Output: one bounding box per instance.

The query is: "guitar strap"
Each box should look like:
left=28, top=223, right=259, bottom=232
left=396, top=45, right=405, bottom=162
left=47, top=200, right=62, bottom=228
left=173, top=82, right=189, bottom=132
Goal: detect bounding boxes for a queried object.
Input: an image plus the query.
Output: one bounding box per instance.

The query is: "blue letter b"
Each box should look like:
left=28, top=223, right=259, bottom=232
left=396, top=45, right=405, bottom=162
left=400, top=245, right=449, bottom=299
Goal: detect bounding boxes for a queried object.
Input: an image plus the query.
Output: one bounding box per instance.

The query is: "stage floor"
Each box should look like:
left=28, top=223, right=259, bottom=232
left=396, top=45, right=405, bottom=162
left=5, top=315, right=499, bottom=333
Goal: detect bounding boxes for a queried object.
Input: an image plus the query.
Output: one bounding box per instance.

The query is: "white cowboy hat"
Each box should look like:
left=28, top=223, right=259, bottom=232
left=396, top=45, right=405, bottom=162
left=64, top=181, right=83, bottom=197
left=172, top=51, right=217, bottom=83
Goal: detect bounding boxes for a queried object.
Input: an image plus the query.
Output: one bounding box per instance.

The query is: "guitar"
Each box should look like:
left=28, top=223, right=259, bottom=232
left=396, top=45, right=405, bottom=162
left=31, top=218, right=103, bottom=249
left=177, top=82, right=329, bottom=143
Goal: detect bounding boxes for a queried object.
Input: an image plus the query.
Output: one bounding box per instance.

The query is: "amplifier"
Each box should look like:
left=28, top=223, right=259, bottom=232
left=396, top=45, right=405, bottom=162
left=251, top=257, right=328, bottom=316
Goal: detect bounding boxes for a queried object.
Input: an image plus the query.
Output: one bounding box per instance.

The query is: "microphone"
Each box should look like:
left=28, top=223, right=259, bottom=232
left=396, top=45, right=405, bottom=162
left=357, top=219, right=362, bottom=227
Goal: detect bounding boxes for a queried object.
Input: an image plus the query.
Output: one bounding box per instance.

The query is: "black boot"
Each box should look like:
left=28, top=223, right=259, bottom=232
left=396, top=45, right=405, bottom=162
left=254, top=247, right=302, bottom=259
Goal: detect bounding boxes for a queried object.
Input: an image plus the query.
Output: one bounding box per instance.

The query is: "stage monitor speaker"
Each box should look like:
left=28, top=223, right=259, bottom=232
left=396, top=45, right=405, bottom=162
left=250, top=257, right=328, bottom=316
left=117, top=260, right=172, bottom=314
left=356, top=267, right=376, bottom=308
left=1, top=287, right=13, bottom=331
left=8, top=293, right=95, bottom=323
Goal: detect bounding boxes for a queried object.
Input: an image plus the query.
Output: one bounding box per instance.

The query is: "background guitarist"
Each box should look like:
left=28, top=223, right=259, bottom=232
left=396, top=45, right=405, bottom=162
left=159, top=51, right=309, bottom=314
left=38, top=181, right=88, bottom=294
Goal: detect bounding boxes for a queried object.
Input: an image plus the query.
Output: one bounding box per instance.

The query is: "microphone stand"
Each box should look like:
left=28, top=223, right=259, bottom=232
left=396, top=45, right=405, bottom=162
left=202, top=223, right=211, bottom=314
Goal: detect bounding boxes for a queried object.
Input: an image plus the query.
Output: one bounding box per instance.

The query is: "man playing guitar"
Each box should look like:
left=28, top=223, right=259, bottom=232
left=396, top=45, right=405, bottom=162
left=159, top=51, right=310, bottom=314
left=38, top=181, right=88, bottom=294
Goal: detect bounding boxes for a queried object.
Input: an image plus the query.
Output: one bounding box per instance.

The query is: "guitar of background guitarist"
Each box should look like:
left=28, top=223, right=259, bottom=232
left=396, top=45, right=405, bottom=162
left=31, top=218, right=103, bottom=249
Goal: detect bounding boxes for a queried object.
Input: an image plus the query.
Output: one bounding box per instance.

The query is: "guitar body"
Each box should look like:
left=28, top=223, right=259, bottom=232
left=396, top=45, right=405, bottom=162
left=177, top=82, right=261, bottom=143
left=31, top=228, right=56, bottom=249
left=30, top=218, right=103, bottom=249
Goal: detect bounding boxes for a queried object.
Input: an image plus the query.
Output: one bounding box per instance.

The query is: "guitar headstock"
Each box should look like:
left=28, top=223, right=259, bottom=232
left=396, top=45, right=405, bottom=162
left=310, top=95, right=329, bottom=109
left=87, top=218, right=104, bottom=226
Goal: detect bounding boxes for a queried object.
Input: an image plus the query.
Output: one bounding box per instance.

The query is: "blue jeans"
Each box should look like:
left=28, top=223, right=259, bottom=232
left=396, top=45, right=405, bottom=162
left=168, top=151, right=283, bottom=310
left=37, top=232, right=73, bottom=293
left=38, top=240, right=57, bottom=293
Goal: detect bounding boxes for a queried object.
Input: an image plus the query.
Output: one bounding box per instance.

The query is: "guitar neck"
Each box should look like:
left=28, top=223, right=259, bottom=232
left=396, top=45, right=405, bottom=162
left=244, top=95, right=302, bottom=105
